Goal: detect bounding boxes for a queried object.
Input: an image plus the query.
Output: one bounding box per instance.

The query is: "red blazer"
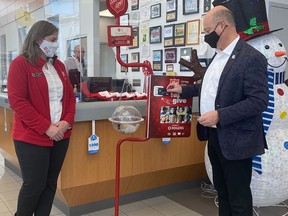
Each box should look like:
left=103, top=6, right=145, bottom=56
left=8, top=55, right=76, bottom=146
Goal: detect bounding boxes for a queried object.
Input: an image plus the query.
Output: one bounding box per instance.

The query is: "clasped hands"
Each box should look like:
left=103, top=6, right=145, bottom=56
left=166, top=83, right=219, bottom=127
left=45, top=120, right=70, bottom=141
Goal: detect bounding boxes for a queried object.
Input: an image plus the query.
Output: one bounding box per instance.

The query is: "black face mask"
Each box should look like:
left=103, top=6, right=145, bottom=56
left=204, top=31, right=220, bottom=48
left=204, top=23, right=226, bottom=48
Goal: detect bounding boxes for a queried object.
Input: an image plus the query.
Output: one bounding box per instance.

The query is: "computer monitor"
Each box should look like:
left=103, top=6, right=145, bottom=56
left=83, top=76, right=112, bottom=93
left=112, top=79, right=132, bottom=92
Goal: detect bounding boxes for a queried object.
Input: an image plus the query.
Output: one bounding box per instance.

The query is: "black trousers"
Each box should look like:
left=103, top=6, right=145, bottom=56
left=14, top=139, right=69, bottom=216
left=207, top=128, right=253, bottom=216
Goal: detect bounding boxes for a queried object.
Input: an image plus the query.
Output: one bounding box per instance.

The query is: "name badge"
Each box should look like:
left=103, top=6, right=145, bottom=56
left=32, top=72, right=43, bottom=77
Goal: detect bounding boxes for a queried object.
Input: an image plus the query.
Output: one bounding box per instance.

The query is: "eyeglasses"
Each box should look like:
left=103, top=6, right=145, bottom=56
left=74, top=51, right=85, bottom=54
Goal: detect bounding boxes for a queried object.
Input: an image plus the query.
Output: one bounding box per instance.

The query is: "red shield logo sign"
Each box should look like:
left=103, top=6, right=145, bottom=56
left=106, top=0, right=128, bottom=18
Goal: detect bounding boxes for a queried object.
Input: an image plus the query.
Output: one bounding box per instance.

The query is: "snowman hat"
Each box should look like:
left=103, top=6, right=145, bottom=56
left=212, top=0, right=283, bottom=41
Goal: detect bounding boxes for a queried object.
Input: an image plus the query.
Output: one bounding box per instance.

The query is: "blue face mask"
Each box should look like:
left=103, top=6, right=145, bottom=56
left=39, top=39, right=59, bottom=57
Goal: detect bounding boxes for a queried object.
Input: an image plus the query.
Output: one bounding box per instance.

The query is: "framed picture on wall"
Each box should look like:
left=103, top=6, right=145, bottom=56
left=120, top=14, right=129, bottom=25
left=150, top=26, right=162, bottom=44
left=131, top=52, right=140, bottom=71
left=204, top=0, right=211, bottom=12
left=183, top=0, right=199, bottom=15
left=130, top=11, right=140, bottom=26
left=120, top=54, right=128, bottom=72
left=174, top=23, right=186, bottom=46
left=130, top=27, right=139, bottom=49
left=186, top=19, right=200, bottom=45
left=166, top=64, right=174, bottom=72
left=166, top=0, right=177, bottom=22
left=180, top=48, right=192, bottom=71
left=153, top=50, right=163, bottom=71
left=151, top=3, right=161, bottom=19
left=131, top=0, right=139, bottom=10
left=165, top=48, right=177, bottom=63
left=164, top=24, right=174, bottom=47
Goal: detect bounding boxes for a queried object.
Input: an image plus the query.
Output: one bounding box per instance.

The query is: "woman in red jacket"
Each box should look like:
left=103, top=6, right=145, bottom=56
left=8, top=20, right=76, bottom=216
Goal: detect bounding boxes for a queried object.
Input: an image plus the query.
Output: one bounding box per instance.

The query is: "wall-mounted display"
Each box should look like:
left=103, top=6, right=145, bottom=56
left=140, top=5, right=150, bottom=22
left=174, top=23, right=186, bottom=46
left=186, top=19, right=200, bottom=45
left=166, top=0, right=177, bottom=22
left=203, top=0, right=211, bottom=13
left=131, top=0, right=139, bottom=10
left=165, top=48, right=177, bottom=63
left=130, top=11, right=140, bottom=26
left=183, top=0, right=199, bottom=15
left=150, top=26, right=162, bottom=44
left=164, top=24, right=174, bottom=47
left=153, top=50, right=163, bottom=71
left=131, top=52, right=140, bottom=71
left=120, top=54, right=128, bottom=72
left=120, top=14, right=129, bottom=25
left=166, top=64, right=174, bottom=72
left=130, top=27, right=139, bottom=49
left=180, top=48, right=191, bottom=71
left=151, top=3, right=161, bottom=19
left=201, top=14, right=206, bottom=33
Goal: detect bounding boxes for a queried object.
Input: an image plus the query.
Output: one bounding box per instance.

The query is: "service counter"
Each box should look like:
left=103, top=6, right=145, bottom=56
left=0, top=93, right=207, bottom=215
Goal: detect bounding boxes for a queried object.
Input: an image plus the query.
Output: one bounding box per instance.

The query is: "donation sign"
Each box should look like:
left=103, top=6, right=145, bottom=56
left=106, top=0, right=128, bottom=18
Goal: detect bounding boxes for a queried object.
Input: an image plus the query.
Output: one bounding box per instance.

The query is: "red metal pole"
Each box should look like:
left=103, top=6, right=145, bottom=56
left=114, top=137, right=150, bottom=216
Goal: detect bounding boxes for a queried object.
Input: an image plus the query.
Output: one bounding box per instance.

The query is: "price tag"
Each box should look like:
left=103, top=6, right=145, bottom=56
left=162, top=137, right=171, bottom=144
left=88, top=120, right=99, bottom=154
left=88, top=135, right=99, bottom=154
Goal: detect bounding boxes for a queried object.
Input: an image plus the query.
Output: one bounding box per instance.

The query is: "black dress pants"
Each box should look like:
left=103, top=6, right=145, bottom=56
left=207, top=128, right=253, bottom=216
left=14, top=139, right=69, bottom=216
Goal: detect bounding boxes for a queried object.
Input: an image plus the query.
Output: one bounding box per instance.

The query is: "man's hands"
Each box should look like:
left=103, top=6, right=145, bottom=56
left=198, top=111, right=219, bottom=127
left=166, top=83, right=183, bottom=94
left=45, top=120, right=70, bottom=141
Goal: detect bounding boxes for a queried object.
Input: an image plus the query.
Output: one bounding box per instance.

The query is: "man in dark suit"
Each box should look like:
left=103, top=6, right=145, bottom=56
left=167, top=6, right=268, bottom=216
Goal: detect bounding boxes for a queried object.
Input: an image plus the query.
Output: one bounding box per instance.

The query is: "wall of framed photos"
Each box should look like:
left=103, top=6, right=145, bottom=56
left=116, top=0, right=216, bottom=92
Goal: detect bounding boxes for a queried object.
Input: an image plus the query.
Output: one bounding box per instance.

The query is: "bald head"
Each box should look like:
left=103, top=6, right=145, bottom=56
left=205, top=6, right=235, bottom=28
left=73, top=45, right=85, bottom=60
left=203, top=5, right=238, bottom=50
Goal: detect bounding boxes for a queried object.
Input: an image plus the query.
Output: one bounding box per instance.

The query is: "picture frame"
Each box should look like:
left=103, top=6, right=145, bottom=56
left=183, top=0, right=199, bottom=15
left=165, top=48, right=177, bottom=63
left=120, top=14, right=129, bottom=25
left=180, top=48, right=192, bottom=71
left=130, top=27, right=139, bottom=49
left=166, top=0, right=177, bottom=22
left=151, top=3, right=161, bottom=19
left=120, top=54, right=128, bottom=72
left=201, top=14, right=206, bottom=33
left=130, top=11, right=140, bottom=26
left=131, top=0, right=139, bottom=11
left=150, top=26, right=162, bottom=44
left=131, top=52, right=140, bottom=71
left=186, top=19, right=200, bottom=45
left=174, top=22, right=186, bottom=46
left=153, top=50, right=163, bottom=71
left=203, top=0, right=211, bottom=13
left=166, top=64, right=174, bottom=72
left=164, top=24, right=174, bottom=47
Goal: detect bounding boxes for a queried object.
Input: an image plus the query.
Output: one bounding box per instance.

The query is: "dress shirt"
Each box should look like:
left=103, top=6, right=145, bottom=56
left=200, top=36, right=240, bottom=127
left=43, top=62, right=63, bottom=124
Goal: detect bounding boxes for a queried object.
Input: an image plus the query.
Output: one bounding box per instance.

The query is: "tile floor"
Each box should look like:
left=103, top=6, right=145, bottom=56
left=1, top=152, right=288, bottom=216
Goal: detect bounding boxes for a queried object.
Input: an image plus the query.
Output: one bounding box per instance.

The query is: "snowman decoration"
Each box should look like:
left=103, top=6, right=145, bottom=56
left=205, top=0, right=288, bottom=208
left=248, top=33, right=288, bottom=207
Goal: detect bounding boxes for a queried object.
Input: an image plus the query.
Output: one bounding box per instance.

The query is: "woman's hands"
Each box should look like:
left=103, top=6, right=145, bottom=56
left=45, top=120, right=70, bottom=141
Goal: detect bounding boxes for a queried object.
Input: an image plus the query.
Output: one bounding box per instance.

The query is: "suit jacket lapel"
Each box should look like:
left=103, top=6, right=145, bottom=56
left=217, top=39, right=244, bottom=94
